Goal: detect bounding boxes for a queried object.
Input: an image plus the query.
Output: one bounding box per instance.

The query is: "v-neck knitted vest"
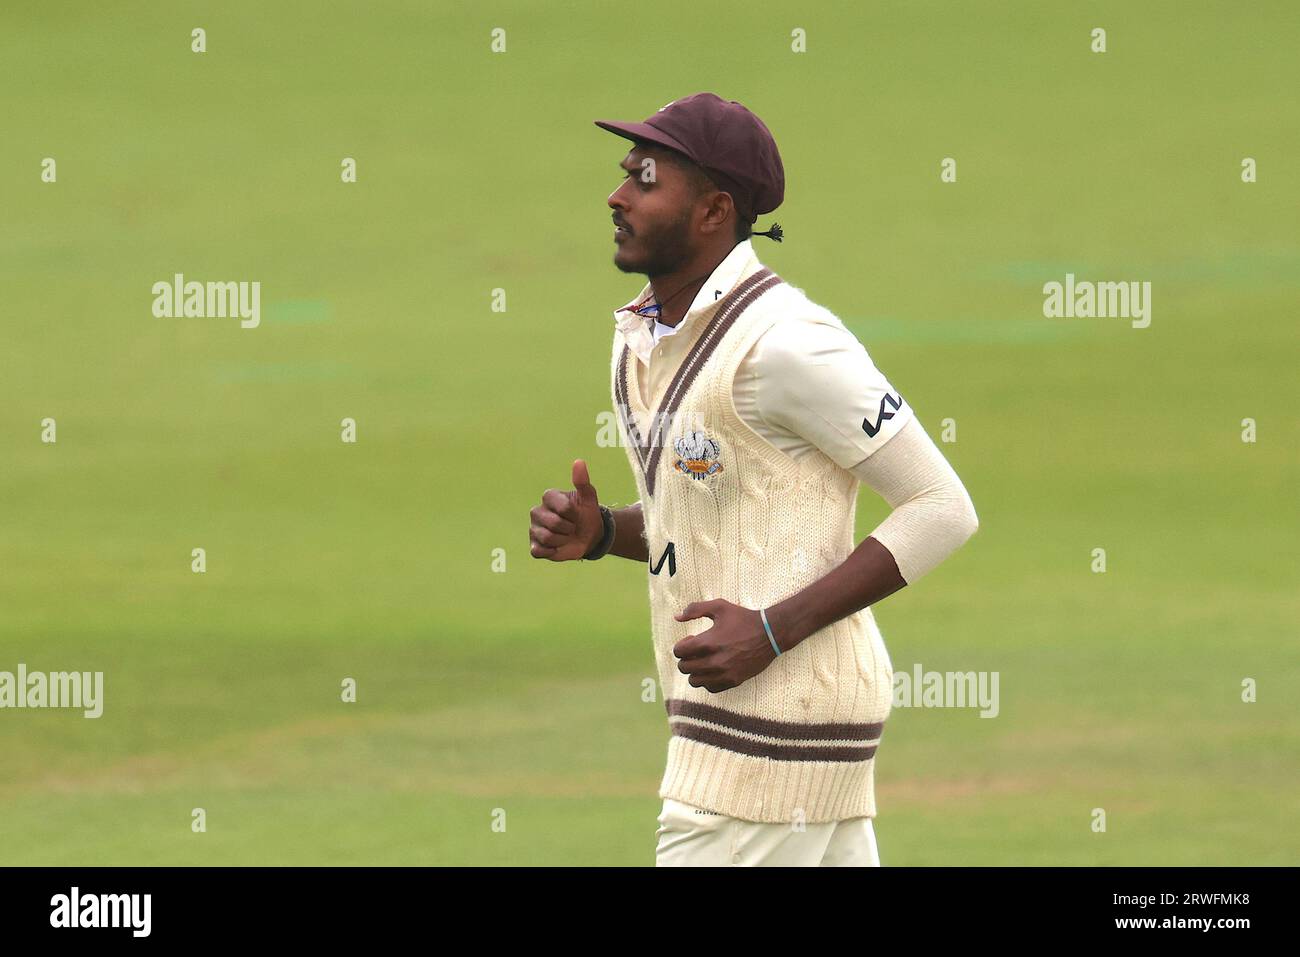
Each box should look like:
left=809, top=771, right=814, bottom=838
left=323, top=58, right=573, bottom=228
left=610, top=266, right=895, bottom=824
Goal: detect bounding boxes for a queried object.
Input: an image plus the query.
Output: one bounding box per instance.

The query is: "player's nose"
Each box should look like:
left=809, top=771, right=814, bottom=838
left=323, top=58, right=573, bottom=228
left=608, top=177, right=634, bottom=209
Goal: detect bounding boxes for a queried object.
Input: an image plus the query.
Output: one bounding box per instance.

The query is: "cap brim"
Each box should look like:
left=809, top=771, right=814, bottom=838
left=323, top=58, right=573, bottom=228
left=593, top=120, right=695, bottom=162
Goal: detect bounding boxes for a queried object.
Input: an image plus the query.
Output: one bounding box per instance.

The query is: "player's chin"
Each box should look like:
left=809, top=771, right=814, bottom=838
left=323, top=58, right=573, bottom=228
left=612, top=244, right=644, bottom=272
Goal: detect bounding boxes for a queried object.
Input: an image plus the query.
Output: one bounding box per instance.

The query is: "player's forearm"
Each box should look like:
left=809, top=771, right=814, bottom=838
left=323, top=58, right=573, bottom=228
left=764, top=421, right=979, bottom=650
left=607, top=503, right=649, bottom=562
left=762, top=536, right=906, bottom=652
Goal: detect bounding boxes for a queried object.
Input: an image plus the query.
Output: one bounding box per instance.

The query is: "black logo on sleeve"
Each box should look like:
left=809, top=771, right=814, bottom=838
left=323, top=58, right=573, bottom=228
left=862, top=393, right=902, bottom=438
left=650, top=542, right=676, bottom=577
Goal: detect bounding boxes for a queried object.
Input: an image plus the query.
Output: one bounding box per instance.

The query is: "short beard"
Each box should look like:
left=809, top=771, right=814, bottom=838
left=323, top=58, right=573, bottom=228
left=614, top=205, right=695, bottom=278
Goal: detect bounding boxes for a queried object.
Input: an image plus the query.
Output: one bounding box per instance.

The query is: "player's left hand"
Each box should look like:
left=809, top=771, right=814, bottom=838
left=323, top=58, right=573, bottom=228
left=672, top=599, right=778, bottom=693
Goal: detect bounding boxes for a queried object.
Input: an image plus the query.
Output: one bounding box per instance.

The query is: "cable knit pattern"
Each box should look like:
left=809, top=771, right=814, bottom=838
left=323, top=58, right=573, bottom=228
left=611, top=266, right=894, bottom=824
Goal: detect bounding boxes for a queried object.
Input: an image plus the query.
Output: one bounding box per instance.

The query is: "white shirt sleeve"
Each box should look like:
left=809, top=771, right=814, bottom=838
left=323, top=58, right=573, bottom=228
left=739, top=316, right=914, bottom=469
left=849, top=416, right=979, bottom=584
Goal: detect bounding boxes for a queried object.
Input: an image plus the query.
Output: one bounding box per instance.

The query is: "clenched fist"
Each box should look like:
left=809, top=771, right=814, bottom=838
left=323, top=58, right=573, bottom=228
left=529, top=459, right=604, bottom=561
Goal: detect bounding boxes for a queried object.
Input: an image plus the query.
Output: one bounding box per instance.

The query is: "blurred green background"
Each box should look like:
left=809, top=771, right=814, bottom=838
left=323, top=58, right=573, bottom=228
left=1, top=1, right=1296, bottom=865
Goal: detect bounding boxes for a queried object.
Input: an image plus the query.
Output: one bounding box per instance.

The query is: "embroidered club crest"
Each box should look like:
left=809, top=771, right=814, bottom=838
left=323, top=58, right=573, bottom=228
left=672, top=431, right=724, bottom=481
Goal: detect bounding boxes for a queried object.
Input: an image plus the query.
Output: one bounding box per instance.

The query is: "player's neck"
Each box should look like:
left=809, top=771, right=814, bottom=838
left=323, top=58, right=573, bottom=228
left=648, top=246, right=731, bottom=328
left=649, top=276, right=707, bottom=329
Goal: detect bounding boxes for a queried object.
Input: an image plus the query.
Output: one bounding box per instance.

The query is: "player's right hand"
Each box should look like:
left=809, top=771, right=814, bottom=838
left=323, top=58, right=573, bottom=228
left=529, top=459, right=604, bottom=561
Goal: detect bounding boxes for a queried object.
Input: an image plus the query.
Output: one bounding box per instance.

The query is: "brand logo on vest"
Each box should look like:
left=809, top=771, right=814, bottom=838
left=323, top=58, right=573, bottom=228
left=650, top=542, right=676, bottom=577
left=862, top=393, right=903, bottom=438
left=672, top=431, right=724, bottom=481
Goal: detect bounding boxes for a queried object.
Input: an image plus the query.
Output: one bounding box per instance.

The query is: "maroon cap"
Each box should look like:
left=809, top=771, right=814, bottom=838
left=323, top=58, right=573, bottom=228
left=594, top=92, right=785, bottom=229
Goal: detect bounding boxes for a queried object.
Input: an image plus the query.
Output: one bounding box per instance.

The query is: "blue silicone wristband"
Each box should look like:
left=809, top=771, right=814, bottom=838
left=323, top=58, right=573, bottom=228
left=760, top=607, right=781, bottom=656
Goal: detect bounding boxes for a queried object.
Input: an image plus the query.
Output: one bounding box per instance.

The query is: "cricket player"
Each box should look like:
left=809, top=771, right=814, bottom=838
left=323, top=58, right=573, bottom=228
left=529, top=93, right=979, bottom=866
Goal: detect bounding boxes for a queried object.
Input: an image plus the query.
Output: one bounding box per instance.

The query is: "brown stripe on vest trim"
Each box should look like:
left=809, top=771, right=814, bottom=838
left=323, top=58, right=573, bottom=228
left=614, top=267, right=784, bottom=499
left=671, top=721, right=880, bottom=763
left=667, top=698, right=885, bottom=742
left=644, top=269, right=783, bottom=496
left=616, top=268, right=781, bottom=493
left=614, top=348, right=651, bottom=477
left=651, top=267, right=775, bottom=425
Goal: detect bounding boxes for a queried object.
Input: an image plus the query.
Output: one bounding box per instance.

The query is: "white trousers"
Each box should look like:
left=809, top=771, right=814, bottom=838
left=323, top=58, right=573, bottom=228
left=654, top=798, right=881, bottom=867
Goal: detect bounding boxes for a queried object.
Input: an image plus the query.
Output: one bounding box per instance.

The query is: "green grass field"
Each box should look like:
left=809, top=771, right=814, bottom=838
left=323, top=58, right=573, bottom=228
left=1, top=1, right=1296, bottom=865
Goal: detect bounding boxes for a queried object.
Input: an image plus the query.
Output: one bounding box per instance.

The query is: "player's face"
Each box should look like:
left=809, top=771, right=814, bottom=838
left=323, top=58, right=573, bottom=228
left=608, top=146, right=698, bottom=278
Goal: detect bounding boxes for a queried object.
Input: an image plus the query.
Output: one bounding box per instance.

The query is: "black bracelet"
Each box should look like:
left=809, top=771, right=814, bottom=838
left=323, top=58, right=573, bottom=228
left=582, top=505, right=617, bottom=561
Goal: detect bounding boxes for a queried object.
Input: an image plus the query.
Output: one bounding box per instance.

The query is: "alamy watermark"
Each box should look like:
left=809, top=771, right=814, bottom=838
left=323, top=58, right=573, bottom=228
left=0, top=664, right=103, bottom=718
left=152, top=273, right=261, bottom=328
left=50, top=887, right=150, bottom=937
left=892, top=663, right=999, bottom=718
left=596, top=401, right=711, bottom=450
left=1042, top=273, right=1151, bottom=328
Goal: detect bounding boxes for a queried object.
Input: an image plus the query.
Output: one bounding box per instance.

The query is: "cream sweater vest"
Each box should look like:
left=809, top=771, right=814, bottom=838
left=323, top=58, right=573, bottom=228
left=611, top=264, right=895, bottom=824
